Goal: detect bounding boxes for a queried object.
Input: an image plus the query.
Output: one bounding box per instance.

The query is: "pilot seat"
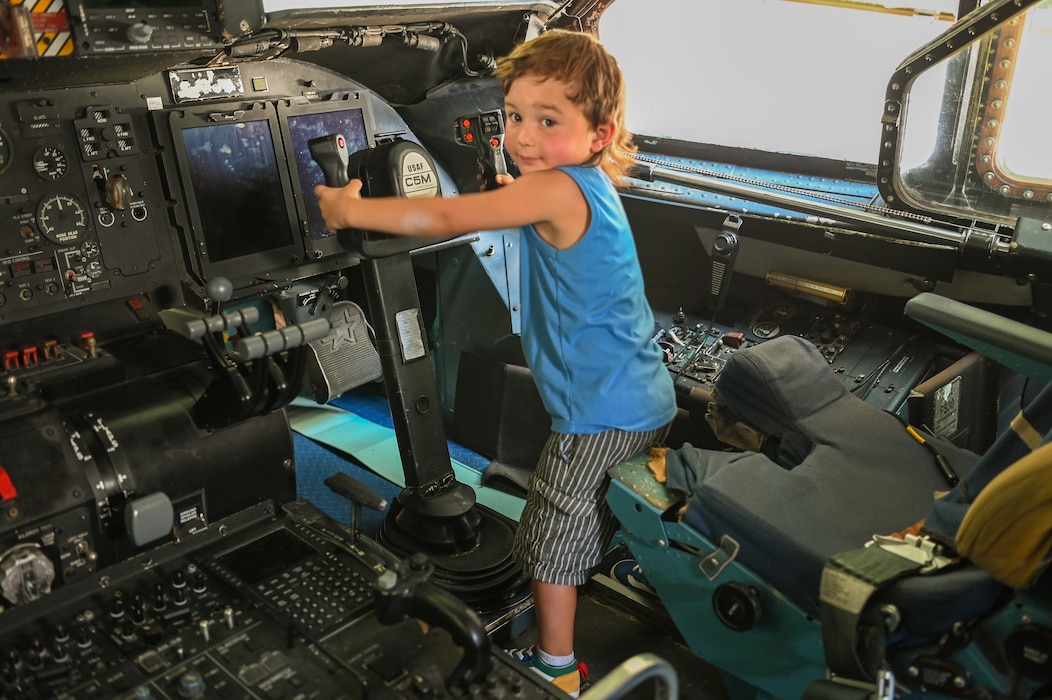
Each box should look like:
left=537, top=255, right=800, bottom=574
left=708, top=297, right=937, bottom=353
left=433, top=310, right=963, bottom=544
left=607, top=295, right=1052, bottom=699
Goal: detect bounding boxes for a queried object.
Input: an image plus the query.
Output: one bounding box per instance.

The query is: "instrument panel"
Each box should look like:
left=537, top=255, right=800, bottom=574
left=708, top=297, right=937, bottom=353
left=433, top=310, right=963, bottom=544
left=655, top=291, right=938, bottom=415
left=0, top=58, right=452, bottom=337
left=0, top=85, right=175, bottom=328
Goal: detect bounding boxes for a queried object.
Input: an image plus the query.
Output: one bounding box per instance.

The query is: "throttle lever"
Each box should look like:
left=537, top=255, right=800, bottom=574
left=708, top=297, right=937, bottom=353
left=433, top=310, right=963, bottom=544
left=454, top=111, right=509, bottom=190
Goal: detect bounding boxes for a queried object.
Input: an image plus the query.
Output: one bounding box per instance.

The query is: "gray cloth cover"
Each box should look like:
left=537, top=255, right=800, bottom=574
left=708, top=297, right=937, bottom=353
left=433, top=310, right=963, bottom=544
left=664, top=335, right=981, bottom=616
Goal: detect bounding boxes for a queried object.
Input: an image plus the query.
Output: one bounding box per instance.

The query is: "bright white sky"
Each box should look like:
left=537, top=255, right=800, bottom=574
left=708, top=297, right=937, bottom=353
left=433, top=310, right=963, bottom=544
left=261, top=0, right=961, bottom=163
left=601, top=0, right=958, bottom=162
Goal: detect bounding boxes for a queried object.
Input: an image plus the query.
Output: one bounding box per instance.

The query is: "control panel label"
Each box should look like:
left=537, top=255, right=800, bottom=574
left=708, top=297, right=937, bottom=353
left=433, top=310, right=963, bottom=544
left=400, top=151, right=439, bottom=198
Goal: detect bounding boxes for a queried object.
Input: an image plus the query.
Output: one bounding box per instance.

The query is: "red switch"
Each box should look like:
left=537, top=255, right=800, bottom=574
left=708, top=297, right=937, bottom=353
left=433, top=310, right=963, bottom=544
left=721, top=332, right=746, bottom=349
left=0, top=467, right=17, bottom=502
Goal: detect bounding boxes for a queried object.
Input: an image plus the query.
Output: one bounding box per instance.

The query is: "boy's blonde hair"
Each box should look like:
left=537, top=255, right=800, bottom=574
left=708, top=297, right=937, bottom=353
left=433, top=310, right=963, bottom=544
left=495, top=30, right=636, bottom=183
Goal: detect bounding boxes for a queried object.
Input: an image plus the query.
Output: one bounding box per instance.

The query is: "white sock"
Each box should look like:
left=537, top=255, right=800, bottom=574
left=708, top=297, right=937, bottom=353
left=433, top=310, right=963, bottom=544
left=537, top=648, right=575, bottom=669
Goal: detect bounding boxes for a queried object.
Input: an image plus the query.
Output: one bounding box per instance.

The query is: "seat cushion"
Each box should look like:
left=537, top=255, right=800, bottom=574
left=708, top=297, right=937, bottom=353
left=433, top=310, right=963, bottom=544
left=663, top=336, right=980, bottom=615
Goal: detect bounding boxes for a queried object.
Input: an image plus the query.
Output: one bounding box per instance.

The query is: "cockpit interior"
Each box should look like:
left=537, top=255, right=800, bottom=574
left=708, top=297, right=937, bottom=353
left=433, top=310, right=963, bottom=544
left=0, top=0, right=1051, bottom=698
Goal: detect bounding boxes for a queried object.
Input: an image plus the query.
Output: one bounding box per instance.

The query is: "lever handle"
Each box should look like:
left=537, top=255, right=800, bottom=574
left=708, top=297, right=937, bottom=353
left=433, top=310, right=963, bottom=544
left=709, top=215, right=741, bottom=318
left=325, top=472, right=388, bottom=512
left=229, top=317, right=331, bottom=362
left=454, top=111, right=509, bottom=190
left=308, top=133, right=351, bottom=188
left=375, top=553, right=492, bottom=689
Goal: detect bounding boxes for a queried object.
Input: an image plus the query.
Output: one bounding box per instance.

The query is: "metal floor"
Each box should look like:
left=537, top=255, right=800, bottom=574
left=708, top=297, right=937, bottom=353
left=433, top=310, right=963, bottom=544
left=508, top=584, right=732, bottom=699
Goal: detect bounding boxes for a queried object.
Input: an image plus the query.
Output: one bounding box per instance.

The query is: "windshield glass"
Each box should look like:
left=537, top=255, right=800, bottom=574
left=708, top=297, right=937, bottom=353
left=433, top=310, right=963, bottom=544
left=600, top=0, right=958, bottom=164
left=889, top=0, right=1052, bottom=225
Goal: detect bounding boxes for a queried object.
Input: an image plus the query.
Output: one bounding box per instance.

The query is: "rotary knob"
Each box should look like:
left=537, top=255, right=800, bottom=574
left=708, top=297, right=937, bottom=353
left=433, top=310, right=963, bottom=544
left=712, top=581, right=761, bottom=631
left=178, top=670, right=205, bottom=698
left=127, top=21, right=155, bottom=44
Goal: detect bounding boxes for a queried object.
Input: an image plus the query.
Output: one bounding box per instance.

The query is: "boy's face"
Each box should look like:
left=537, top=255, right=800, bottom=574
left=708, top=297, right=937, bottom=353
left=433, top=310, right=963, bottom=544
left=503, top=75, right=613, bottom=175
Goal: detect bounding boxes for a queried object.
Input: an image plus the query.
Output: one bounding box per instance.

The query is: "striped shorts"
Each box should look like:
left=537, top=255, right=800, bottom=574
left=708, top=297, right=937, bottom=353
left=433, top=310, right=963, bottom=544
left=512, top=424, right=670, bottom=586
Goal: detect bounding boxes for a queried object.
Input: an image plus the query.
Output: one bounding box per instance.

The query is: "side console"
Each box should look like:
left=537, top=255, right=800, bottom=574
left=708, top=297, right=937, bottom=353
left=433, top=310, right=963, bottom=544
left=656, top=292, right=937, bottom=415
left=0, top=501, right=562, bottom=700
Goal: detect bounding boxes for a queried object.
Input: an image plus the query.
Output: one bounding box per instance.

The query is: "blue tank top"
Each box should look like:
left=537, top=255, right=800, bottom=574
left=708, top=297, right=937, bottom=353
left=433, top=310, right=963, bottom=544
left=520, top=165, right=676, bottom=434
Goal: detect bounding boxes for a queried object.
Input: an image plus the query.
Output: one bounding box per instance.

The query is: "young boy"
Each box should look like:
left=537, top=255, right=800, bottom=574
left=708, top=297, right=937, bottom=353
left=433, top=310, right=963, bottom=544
left=315, top=30, right=677, bottom=697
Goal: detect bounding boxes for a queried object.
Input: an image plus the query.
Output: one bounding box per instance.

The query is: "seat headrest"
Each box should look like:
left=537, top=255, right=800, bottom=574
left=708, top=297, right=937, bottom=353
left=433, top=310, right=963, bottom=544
left=714, top=335, right=850, bottom=439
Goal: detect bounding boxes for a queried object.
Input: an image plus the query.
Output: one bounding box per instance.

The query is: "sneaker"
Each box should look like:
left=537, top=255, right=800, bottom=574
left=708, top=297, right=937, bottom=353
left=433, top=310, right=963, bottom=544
left=505, top=644, right=537, bottom=665
left=611, top=559, right=659, bottom=599
left=530, top=659, right=589, bottom=699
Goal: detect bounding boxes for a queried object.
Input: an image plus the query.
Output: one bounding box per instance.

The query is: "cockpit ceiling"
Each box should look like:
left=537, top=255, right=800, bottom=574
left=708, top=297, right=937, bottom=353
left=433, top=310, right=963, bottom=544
left=0, top=3, right=552, bottom=98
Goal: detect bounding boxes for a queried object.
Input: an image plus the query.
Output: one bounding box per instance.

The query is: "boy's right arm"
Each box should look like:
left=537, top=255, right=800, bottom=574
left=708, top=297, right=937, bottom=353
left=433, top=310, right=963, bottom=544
left=478, top=172, right=515, bottom=191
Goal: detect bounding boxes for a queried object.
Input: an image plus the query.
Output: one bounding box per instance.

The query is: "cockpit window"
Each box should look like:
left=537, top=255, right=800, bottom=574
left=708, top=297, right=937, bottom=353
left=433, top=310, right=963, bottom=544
left=881, top=0, right=1052, bottom=226
left=599, top=0, right=958, bottom=164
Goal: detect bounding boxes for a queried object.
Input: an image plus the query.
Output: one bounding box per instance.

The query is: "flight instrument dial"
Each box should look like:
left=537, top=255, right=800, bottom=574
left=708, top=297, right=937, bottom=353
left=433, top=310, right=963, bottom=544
left=36, top=193, right=90, bottom=245
left=33, top=146, right=69, bottom=181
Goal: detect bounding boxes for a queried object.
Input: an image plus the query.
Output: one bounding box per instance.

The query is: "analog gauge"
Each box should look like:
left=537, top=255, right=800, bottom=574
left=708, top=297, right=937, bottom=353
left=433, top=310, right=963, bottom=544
left=80, top=238, right=100, bottom=259
left=0, top=128, right=10, bottom=174
left=33, top=146, right=69, bottom=181
left=751, top=321, right=781, bottom=339
left=36, top=193, right=90, bottom=245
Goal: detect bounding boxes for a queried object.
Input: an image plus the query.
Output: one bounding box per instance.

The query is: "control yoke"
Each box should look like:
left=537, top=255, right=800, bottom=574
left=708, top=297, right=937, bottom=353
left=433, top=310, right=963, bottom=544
left=453, top=110, right=509, bottom=190
left=309, top=136, right=520, bottom=606
left=308, top=133, right=439, bottom=258
left=307, top=132, right=351, bottom=188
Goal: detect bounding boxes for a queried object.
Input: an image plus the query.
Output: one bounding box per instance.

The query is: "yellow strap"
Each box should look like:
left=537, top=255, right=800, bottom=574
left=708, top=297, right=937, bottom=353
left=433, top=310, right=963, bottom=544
left=1011, top=411, right=1043, bottom=450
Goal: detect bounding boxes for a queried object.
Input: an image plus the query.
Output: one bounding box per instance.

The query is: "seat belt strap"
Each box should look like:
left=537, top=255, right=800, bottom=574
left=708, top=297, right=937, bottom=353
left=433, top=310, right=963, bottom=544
left=818, top=538, right=951, bottom=684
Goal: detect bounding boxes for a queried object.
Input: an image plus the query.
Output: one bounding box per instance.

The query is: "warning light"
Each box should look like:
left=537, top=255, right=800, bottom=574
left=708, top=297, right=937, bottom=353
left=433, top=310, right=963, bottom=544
left=490, top=138, right=500, bottom=147
left=337, top=136, right=345, bottom=148
left=465, top=133, right=474, bottom=143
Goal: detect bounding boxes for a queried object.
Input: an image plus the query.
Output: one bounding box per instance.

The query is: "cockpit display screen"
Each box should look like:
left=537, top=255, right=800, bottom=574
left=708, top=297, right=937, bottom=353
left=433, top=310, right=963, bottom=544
left=286, top=107, right=370, bottom=242
left=180, top=119, right=296, bottom=264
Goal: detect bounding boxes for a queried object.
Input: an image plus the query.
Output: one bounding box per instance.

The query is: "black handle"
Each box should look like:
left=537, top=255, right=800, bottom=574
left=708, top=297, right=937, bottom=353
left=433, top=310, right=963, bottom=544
left=308, top=133, right=351, bottom=187
left=454, top=111, right=509, bottom=190
left=324, top=472, right=389, bottom=512
left=375, top=554, right=492, bottom=688
left=709, top=215, right=741, bottom=317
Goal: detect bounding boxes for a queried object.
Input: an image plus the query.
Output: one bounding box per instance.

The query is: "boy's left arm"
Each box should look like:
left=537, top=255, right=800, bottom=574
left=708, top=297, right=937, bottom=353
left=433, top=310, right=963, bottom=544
left=315, top=171, right=581, bottom=241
